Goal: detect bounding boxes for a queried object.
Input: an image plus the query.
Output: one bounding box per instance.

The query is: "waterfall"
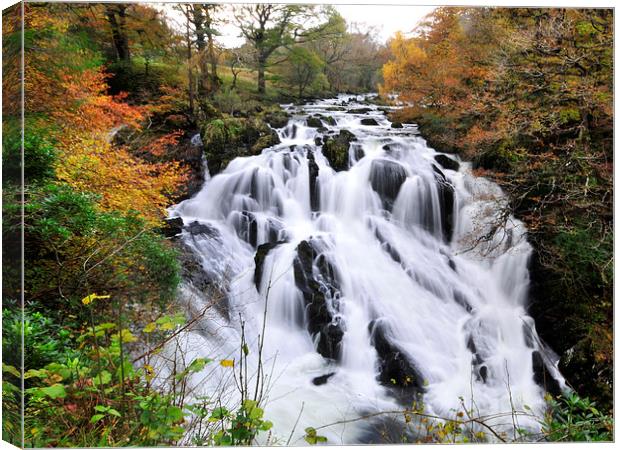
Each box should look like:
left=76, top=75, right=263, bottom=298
left=165, top=94, right=565, bottom=444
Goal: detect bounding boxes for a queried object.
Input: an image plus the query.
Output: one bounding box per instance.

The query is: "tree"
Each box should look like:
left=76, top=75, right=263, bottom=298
left=234, top=4, right=335, bottom=95
left=277, top=46, right=325, bottom=98
left=104, top=4, right=131, bottom=62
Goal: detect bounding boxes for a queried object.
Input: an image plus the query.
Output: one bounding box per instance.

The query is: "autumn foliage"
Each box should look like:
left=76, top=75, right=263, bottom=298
left=382, top=7, right=613, bottom=414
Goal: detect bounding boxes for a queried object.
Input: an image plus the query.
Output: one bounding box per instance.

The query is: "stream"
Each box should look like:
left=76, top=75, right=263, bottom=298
left=163, top=94, right=566, bottom=444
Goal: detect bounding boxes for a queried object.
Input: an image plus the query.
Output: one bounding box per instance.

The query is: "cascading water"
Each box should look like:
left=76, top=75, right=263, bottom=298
left=163, top=94, right=566, bottom=444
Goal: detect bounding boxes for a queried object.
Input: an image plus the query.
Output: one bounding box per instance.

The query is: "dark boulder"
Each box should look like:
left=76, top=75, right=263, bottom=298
left=185, top=220, right=220, bottom=238
left=312, top=372, right=336, bottom=386
left=293, top=239, right=344, bottom=360
left=361, top=118, right=380, bottom=126
left=369, top=159, right=408, bottom=210
left=369, top=319, right=425, bottom=403
left=263, top=109, right=291, bottom=129
left=314, top=136, right=323, bottom=146
left=307, top=150, right=320, bottom=211
left=347, top=107, right=372, bottom=114
left=306, top=117, right=323, bottom=128
left=434, top=154, right=460, bottom=172
left=391, top=122, right=403, bottom=129
left=432, top=166, right=455, bottom=242
left=318, top=115, right=336, bottom=126
left=160, top=217, right=184, bottom=238
left=322, top=130, right=357, bottom=172
left=254, top=241, right=286, bottom=289
left=532, top=350, right=562, bottom=397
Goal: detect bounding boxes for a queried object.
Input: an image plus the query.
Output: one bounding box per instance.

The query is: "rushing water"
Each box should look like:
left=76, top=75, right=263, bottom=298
left=164, top=94, right=565, bottom=444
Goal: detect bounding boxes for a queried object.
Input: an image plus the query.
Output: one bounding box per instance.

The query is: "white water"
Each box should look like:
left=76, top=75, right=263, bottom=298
left=164, top=94, right=565, bottom=444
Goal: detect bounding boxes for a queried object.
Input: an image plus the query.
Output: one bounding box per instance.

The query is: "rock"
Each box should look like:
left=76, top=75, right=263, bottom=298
left=263, top=109, right=290, bottom=128
left=322, top=115, right=337, bottom=126
left=160, top=217, right=183, bottom=238
left=361, top=118, right=380, bottom=126
left=306, top=117, right=323, bottom=128
left=391, top=122, right=403, bottom=129
left=432, top=166, right=455, bottom=242
left=307, top=150, right=320, bottom=211
left=532, top=350, right=562, bottom=397
left=312, top=372, right=336, bottom=386
left=314, top=136, right=323, bottom=146
left=322, top=130, right=356, bottom=172
left=201, top=117, right=281, bottom=175
left=293, top=239, right=344, bottom=360
left=185, top=220, right=220, bottom=238
left=326, top=106, right=346, bottom=111
left=434, top=154, right=460, bottom=172
left=254, top=241, right=286, bottom=289
left=347, top=107, right=372, bottom=114
left=369, top=159, right=408, bottom=210
left=352, top=146, right=365, bottom=162
left=369, top=319, right=425, bottom=403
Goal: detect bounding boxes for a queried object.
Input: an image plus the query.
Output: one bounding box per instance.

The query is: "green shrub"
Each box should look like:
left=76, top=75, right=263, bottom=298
left=543, top=392, right=613, bottom=441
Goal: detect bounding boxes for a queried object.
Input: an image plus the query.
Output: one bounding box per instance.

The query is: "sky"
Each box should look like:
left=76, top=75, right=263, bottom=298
left=162, top=3, right=436, bottom=48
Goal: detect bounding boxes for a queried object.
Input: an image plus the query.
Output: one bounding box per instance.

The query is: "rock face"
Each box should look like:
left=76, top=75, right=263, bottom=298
left=160, top=217, right=184, bottom=238
left=432, top=166, right=455, bottom=242
left=254, top=241, right=286, bottom=289
left=532, top=350, right=562, bottom=396
left=201, top=117, right=280, bottom=174
left=293, top=239, right=344, bottom=360
left=322, top=130, right=357, bottom=172
left=369, top=319, right=425, bottom=403
left=307, top=150, right=320, bottom=211
left=434, top=154, right=460, bottom=172
left=369, top=159, right=408, bottom=210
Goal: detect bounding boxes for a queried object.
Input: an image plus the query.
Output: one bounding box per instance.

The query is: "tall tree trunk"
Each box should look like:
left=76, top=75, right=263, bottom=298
left=257, top=56, right=267, bottom=95
left=185, top=15, right=195, bottom=115
left=105, top=5, right=130, bottom=62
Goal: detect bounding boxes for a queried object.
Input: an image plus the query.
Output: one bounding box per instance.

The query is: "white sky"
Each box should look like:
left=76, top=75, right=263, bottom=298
left=161, top=3, right=436, bottom=48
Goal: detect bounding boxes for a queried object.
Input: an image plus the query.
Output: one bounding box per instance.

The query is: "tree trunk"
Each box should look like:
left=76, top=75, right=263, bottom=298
left=185, top=15, right=195, bottom=115
left=257, top=57, right=267, bottom=95
left=105, top=5, right=130, bottom=62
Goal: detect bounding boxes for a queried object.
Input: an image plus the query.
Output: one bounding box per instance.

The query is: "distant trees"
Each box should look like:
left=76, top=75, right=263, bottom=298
left=276, top=46, right=326, bottom=98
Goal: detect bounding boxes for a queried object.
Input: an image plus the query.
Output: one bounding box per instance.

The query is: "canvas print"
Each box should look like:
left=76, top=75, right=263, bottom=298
left=1, top=1, right=613, bottom=447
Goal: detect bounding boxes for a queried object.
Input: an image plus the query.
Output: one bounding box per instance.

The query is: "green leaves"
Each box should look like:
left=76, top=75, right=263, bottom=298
left=304, top=427, right=328, bottom=445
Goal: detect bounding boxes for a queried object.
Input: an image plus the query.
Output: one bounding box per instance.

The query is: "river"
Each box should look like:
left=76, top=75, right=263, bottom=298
left=163, top=94, right=565, bottom=444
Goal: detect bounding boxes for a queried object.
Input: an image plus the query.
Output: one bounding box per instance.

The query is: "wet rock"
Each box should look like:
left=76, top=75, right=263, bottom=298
left=160, top=216, right=184, bottom=238
left=369, top=319, right=425, bottom=403
left=312, top=372, right=336, bottom=386
left=361, top=118, right=380, bottom=126
left=185, top=220, right=220, bottom=238
left=369, top=159, right=408, bottom=210
left=326, top=106, right=346, bottom=111
left=432, top=167, right=455, bottom=242
left=306, top=117, right=323, bottom=128
left=532, top=351, right=562, bottom=396
left=263, top=109, right=290, bottom=128
left=254, top=241, right=286, bottom=289
left=314, top=136, right=323, bottom=146
left=391, top=122, right=403, bottom=129
left=317, top=115, right=336, bottom=126
left=201, top=117, right=280, bottom=175
left=293, top=240, right=344, bottom=360
left=453, top=290, right=472, bottom=313
left=231, top=211, right=258, bottom=247
left=352, top=146, right=365, bottom=162
left=322, top=129, right=357, bottom=172
left=434, top=154, right=460, bottom=172
left=347, top=107, right=372, bottom=114
left=307, top=150, right=320, bottom=211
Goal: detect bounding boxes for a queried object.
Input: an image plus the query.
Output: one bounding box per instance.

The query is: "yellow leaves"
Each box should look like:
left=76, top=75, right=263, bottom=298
left=143, top=322, right=157, bottom=333
left=118, top=329, right=137, bottom=343
left=219, top=359, right=234, bottom=368
left=81, top=293, right=111, bottom=305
